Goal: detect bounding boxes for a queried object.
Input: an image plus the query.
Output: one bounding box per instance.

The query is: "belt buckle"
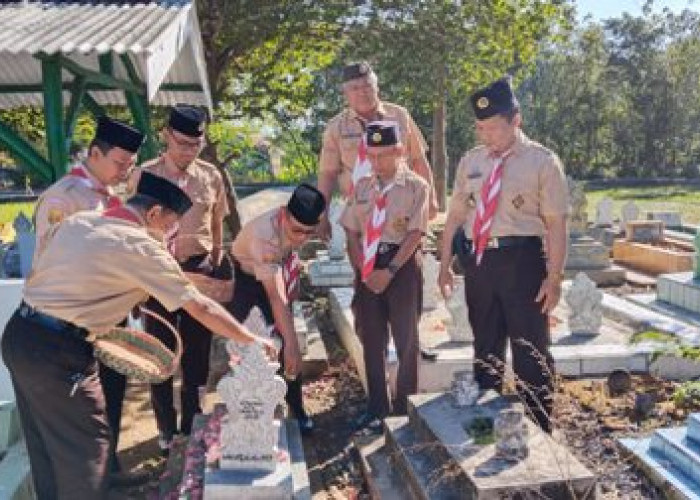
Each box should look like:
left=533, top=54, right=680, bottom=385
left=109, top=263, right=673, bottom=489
left=378, top=242, right=389, bottom=254
left=488, top=238, right=499, bottom=249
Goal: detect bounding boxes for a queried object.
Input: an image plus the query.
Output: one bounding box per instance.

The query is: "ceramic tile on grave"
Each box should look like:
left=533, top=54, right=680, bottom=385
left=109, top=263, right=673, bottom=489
left=626, top=220, right=664, bottom=243
left=422, top=253, right=440, bottom=311
left=658, top=272, right=700, bottom=315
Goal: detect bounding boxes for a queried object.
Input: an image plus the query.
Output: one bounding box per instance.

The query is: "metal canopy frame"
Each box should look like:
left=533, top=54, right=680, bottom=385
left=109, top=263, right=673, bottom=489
left=0, top=1, right=212, bottom=184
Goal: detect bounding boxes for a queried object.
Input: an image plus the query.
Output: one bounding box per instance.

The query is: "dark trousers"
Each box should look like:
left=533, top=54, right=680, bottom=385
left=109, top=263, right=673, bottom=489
left=458, top=238, right=554, bottom=432
left=227, top=261, right=305, bottom=418
left=146, top=298, right=212, bottom=437
left=1, top=311, right=110, bottom=499
left=98, top=318, right=128, bottom=473
left=352, top=248, right=422, bottom=417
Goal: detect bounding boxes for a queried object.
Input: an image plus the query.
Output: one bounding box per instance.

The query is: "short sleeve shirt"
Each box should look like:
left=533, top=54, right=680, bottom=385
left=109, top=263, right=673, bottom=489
left=448, top=130, right=569, bottom=238
left=138, top=157, right=229, bottom=261
left=24, top=212, right=201, bottom=331
left=320, top=101, right=428, bottom=198
left=340, top=166, right=429, bottom=244
left=33, top=171, right=111, bottom=258
left=230, top=207, right=293, bottom=283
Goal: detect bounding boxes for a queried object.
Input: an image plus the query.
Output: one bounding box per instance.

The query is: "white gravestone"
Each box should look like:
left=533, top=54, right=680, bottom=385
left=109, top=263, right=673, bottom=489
left=595, top=197, right=614, bottom=227
left=567, top=177, right=588, bottom=238
left=446, top=276, right=473, bottom=342
left=13, top=213, right=34, bottom=278
left=217, top=308, right=287, bottom=471
left=621, top=201, right=640, bottom=227
left=565, top=272, right=603, bottom=336
left=328, top=200, right=346, bottom=260
left=422, top=253, right=440, bottom=311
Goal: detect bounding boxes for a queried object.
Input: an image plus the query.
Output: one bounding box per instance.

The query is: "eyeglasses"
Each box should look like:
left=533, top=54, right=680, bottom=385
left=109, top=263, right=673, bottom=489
left=169, top=131, right=204, bottom=151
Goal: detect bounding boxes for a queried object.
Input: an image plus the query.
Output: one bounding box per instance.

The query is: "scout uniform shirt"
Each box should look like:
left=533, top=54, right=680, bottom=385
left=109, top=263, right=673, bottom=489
left=320, top=102, right=429, bottom=198
left=230, top=207, right=294, bottom=283
left=449, top=130, right=568, bottom=239
left=139, top=157, right=229, bottom=263
left=24, top=210, right=201, bottom=332
left=33, top=165, right=116, bottom=257
left=340, top=165, right=429, bottom=244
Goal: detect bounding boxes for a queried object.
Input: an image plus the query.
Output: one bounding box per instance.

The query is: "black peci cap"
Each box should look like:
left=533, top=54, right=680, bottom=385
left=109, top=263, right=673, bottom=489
left=366, top=121, right=399, bottom=147
left=95, top=116, right=144, bottom=153
left=342, top=61, right=374, bottom=83
left=136, top=171, right=193, bottom=216
left=168, top=105, right=207, bottom=137
left=287, top=183, right=326, bottom=226
left=470, top=77, right=519, bottom=120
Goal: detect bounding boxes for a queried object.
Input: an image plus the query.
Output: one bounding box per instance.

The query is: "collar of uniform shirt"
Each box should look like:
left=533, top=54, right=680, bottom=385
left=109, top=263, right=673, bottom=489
left=347, top=100, right=388, bottom=123
left=162, top=153, right=196, bottom=177
left=74, top=163, right=113, bottom=195
left=371, top=163, right=409, bottom=190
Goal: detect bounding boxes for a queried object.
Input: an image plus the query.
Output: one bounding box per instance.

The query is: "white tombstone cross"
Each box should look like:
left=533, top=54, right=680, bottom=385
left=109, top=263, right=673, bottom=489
left=217, top=307, right=287, bottom=471
left=567, top=177, right=588, bottom=238
left=422, top=253, right=440, bottom=311
left=445, top=276, right=474, bottom=342
left=328, top=200, right=347, bottom=260
left=565, top=272, right=603, bottom=336
left=595, top=197, right=614, bottom=227
left=621, top=201, right=640, bottom=227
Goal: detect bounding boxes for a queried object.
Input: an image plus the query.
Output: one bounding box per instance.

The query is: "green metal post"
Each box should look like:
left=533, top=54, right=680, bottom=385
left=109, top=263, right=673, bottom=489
left=82, top=92, right=105, bottom=119
left=64, top=75, right=86, bottom=149
left=41, top=55, right=67, bottom=180
left=119, top=54, right=157, bottom=160
left=0, top=120, right=54, bottom=183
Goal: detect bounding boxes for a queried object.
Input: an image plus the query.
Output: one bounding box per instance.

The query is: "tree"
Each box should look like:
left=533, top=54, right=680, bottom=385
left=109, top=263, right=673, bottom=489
left=342, top=0, right=572, bottom=208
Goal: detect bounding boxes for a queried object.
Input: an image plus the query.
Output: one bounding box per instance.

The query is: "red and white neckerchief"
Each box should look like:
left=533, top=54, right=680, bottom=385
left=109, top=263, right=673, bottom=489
left=276, top=209, right=301, bottom=298
left=349, top=135, right=372, bottom=197
left=103, top=205, right=142, bottom=225
left=68, top=164, right=121, bottom=209
left=361, top=180, right=394, bottom=281
left=471, top=150, right=512, bottom=265
left=282, top=252, right=301, bottom=298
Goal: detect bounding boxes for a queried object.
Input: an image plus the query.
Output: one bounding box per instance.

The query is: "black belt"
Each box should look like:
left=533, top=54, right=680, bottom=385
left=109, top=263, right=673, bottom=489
left=17, top=301, right=91, bottom=342
left=377, top=242, right=400, bottom=255
left=454, top=233, right=541, bottom=255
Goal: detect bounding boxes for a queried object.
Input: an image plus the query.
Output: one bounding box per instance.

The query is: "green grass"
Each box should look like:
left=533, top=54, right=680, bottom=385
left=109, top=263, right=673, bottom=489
left=585, top=185, right=700, bottom=225
left=0, top=202, right=35, bottom=226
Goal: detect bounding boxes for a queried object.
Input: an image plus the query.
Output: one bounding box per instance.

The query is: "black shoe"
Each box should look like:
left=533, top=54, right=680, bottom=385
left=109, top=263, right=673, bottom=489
left=108, top=469, right=151, bottom=488
left=354, top=412, right=383, bottom=434
left=421, top=347, right=438, bottom=361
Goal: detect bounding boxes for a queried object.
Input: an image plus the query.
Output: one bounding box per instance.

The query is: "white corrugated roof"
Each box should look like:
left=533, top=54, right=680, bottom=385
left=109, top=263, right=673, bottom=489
left=0, top=1, right=212, bottom=110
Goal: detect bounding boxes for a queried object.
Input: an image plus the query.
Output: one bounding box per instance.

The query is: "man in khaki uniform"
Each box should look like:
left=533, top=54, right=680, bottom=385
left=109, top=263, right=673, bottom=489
left=2, top=172, right=275, bottom=499
left=32, top=115, right=145, bottom=484
left=229, top=184, right=326, bottom=433
left=341, top=122, right=429, bottom=431
left=128, top=105, right=229, bottom=451
left=317, top=61, right=437, bottom=240
left=438, top=78, right=568, bottom=432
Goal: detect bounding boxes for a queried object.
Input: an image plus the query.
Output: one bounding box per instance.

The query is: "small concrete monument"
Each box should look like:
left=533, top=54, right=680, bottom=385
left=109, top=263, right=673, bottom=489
left=445, top=276, right=473, bottom=342
left=621, top=201, right=640, bottom=227
left=565, top=272, right=603, bottom=336
left=450, top=370, right=479, bottom=407
left=568, top=177, right=588, bottom=238
left=327, top=200, right=346, bottom=260
left=217, top=308, right=287, bottom=471
left=595, top=197, right=614, bottom=227
left=422, top=253, right=440, bottom=311
left=494, top=408, right=529, bottom=461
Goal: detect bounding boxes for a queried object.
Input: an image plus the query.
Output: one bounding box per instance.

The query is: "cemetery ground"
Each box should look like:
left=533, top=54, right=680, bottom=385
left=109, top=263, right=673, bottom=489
left=110, top=288, right=686, bottom=499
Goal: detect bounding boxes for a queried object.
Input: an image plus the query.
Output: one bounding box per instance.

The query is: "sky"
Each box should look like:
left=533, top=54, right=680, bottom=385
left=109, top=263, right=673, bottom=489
left=575, top=0, right=698, bottom=21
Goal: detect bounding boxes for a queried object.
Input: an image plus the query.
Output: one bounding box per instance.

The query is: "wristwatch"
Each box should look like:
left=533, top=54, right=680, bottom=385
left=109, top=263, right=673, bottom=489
left=387, top=262, right=400, bottom=275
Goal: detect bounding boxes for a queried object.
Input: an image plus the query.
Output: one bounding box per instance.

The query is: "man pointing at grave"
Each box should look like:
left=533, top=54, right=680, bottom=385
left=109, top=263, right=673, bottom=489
left=439, top=77, right=568, bottom=433
left=317, top=61, right=437, bottom=240
left=2, top=172, right=275, bottom=499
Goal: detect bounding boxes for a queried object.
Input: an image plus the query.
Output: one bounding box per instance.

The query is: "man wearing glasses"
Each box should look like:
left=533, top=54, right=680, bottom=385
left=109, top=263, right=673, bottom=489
left=317, top=61, right=438, bottom=241
left=128, top=105, right=230, bottom=454
left=228, top=184, right=327, bottom=434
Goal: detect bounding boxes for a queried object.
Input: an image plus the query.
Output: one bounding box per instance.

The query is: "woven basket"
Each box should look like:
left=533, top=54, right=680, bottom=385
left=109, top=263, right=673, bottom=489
left=93, top=307, right=181, bottom=384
